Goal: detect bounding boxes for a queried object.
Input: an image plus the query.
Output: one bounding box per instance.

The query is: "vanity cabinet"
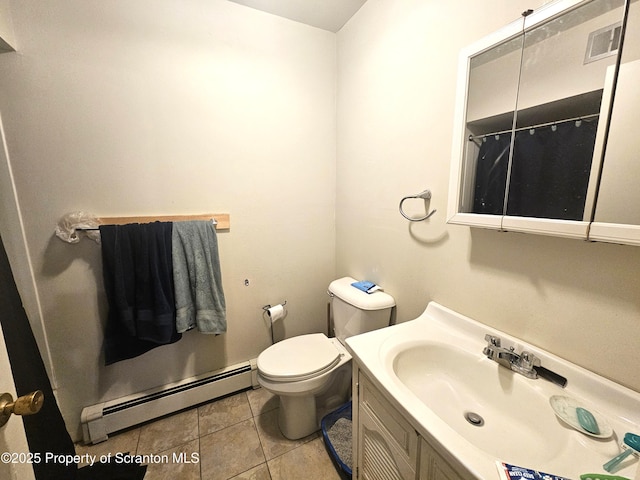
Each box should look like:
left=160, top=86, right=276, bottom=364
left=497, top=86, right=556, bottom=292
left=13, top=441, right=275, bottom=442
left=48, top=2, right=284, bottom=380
left=418, top=439, right=463, bottom=480
left=447, top=0, right=640, bottom=244
left=353, top=370, right=467, bottom=480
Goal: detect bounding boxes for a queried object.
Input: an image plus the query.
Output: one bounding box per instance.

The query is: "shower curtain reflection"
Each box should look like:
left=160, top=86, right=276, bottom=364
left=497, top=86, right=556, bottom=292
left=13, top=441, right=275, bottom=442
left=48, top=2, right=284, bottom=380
left=472, top=133, right=512, bottom=215
left=506, top=119, right=599, bottom=221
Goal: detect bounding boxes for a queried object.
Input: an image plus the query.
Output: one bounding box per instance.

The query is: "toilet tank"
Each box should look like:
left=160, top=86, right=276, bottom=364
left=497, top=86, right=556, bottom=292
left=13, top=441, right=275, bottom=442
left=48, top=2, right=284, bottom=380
left=328, top=277, right=395, bottom=344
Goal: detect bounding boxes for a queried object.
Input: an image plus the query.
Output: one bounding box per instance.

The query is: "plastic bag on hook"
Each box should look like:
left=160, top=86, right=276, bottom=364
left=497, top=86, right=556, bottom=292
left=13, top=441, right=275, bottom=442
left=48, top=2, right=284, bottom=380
left=55, top=211, right=101, bottom=244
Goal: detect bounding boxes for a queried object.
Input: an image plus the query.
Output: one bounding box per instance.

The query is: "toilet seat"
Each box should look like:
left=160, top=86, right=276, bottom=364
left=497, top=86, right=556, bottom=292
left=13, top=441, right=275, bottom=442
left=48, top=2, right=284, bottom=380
left=257, top=333, right=341, bottom=382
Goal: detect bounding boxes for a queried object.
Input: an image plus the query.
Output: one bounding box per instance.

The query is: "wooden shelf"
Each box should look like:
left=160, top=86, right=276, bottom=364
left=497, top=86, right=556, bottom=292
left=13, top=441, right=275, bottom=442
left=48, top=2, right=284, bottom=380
left=97, top=213, right=230, bottom=230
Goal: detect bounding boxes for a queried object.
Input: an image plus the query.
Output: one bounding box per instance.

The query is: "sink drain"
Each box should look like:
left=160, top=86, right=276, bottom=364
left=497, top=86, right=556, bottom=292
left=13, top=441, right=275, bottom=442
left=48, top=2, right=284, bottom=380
left=464, top=411, right=484, bottom=427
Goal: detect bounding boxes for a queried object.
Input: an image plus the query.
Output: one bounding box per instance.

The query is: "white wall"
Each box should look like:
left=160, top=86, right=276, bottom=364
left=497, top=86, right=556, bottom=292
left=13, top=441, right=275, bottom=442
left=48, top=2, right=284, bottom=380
left=337, top=0, right=640, bottom=393
left=0, top=0, right=336, bottom=440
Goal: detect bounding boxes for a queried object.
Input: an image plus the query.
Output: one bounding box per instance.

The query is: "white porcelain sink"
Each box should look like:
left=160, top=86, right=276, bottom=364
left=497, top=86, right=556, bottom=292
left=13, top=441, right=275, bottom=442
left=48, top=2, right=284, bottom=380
left=391, top=341, right=568, bottom=464
left=346, top=302, right=640, bottom=479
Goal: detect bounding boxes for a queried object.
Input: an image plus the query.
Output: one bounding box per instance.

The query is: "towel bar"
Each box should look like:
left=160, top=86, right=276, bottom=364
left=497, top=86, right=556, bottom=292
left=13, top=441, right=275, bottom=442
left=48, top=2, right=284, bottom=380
left=77, top=214, right=229, bottom=231
left=55, top=212, right=230, bottom=244
left=97, top=214, right=228, bottom=229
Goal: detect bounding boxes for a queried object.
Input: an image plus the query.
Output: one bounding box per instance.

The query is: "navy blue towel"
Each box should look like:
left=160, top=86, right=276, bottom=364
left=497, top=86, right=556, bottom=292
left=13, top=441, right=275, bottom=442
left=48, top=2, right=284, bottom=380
left=100, top=222, right=180, bottom=365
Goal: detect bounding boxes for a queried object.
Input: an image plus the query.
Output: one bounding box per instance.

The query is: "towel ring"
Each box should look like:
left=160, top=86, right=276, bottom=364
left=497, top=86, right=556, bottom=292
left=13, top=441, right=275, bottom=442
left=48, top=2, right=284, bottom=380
left=399, top=189, right=437, bottom=222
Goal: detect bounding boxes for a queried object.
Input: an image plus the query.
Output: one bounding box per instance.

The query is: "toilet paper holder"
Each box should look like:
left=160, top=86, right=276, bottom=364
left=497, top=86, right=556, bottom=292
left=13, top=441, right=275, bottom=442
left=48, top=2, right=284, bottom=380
left=263, top=302, right=287, bottom=345
left=262, top=301, right=287, bottom=311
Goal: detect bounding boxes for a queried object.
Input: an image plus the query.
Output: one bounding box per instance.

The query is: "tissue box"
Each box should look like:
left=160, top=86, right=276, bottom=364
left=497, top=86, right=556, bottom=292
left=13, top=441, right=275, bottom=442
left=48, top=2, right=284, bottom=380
left=497, top=462, right=572, bottom=480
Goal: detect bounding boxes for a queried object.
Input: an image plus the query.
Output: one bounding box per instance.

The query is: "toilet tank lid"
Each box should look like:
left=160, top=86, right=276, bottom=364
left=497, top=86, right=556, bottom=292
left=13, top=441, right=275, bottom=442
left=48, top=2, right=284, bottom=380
left=328, top=277, right=395, bottom=310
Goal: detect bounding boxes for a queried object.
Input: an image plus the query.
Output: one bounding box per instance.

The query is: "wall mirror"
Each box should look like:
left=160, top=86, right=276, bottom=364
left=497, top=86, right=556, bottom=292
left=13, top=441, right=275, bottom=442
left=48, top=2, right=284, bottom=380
left=460, top=33, right=523, bottom=228
left=590, top=0, right=640, bottom=245
left=448, top=0, right=631, bottom=241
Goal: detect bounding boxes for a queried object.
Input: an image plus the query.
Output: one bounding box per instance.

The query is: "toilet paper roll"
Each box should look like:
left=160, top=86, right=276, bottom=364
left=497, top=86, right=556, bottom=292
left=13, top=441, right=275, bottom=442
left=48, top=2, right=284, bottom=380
left=267, top=304, right=285, bottom=323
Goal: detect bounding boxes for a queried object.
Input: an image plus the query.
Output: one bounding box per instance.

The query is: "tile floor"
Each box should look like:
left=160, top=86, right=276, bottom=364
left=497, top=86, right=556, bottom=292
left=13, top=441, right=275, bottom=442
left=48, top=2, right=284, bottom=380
left=75, top=387, right=344, bottom=480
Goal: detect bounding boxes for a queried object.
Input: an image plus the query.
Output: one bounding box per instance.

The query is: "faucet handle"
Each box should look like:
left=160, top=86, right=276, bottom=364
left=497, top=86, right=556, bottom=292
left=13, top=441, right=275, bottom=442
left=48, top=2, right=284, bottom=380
left=483, top=334, right=502, bottom=359
left=511, top=351, right=541, bottom=379
left=519, top=351, right=540, bottom=369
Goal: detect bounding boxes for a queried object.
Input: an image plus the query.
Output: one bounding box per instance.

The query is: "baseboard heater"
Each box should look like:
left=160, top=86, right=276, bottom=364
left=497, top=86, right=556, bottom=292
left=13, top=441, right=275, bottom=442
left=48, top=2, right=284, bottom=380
left=81, top=359, right=259, bottom=444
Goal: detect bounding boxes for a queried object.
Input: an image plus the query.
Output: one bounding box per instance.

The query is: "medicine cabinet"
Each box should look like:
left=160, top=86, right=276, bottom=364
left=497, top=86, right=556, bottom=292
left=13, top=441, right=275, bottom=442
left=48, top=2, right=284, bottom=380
left=590, top=0, right=640, bottom=244
left=448, top=0, right=639, bottom=244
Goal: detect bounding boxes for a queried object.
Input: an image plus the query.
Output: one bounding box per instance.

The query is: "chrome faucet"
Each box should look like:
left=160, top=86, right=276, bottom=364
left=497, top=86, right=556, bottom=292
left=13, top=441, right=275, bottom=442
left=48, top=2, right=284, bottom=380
left=483, top=334, right=539, bottom=379
left=483, top=334, right=567, bottom=387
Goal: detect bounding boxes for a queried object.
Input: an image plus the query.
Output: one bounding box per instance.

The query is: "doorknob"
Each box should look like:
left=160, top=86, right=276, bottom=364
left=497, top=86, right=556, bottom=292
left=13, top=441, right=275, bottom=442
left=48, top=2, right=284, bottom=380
left=0, top=391, right=44, bottom=428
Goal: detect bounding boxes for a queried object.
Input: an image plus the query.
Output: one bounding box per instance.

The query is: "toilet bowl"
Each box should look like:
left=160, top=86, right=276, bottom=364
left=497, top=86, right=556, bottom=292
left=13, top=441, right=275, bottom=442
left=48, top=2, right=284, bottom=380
left=257, top=277, right=395, bottom=440
left=257, top=333, right=351, bottom=440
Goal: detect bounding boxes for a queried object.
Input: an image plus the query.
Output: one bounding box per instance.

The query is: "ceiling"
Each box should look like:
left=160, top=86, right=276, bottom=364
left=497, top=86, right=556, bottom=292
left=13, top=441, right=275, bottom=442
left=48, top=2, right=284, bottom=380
left=227, top=0, right=368, bottom=32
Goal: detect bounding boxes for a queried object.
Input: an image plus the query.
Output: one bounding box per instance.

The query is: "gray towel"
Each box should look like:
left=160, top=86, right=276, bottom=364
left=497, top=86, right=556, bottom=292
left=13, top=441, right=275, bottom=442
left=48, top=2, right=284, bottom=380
left=172, top=221, right=226, bottom=334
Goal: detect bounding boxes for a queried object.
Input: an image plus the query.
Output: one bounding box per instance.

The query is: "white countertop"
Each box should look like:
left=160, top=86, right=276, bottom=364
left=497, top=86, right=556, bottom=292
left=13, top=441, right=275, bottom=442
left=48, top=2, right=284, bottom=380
left=346, top=302, right=640, bottom=479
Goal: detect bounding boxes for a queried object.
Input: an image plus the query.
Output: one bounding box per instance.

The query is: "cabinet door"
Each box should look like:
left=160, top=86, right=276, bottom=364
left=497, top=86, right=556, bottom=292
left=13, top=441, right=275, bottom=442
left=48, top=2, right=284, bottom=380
left=357, top=374, right=418, bottom=480
left=360, top=376, right=419, bottom=464
left=448, top=20, right=523, bottom=230
left=358, top=405, right=417, bottom=480
left=418, top=438, right=464, bottom=480
left=590, top=0, right=640, bottom=245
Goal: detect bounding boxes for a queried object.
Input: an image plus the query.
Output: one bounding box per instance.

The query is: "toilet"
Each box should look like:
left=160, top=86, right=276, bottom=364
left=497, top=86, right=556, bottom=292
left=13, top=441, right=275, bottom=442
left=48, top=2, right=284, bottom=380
left=257, top=276, right=395, bottom=440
